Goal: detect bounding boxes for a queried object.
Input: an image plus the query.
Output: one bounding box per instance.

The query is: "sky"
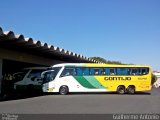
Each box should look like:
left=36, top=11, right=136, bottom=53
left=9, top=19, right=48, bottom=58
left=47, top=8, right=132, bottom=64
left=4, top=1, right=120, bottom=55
left=0, top=0, right=160, bottom=70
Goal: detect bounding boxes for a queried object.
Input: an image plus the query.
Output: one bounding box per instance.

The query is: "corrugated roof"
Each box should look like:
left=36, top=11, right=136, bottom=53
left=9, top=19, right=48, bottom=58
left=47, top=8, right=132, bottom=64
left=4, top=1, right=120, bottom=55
left=0, top=27, right=101, bottom=63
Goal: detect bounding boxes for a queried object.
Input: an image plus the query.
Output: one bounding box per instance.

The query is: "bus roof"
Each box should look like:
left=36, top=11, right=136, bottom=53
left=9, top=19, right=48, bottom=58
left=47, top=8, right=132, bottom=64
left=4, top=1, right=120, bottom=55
left=51, top=63, right=150, bottom=68
left=23, top=67, right=48, bottom=70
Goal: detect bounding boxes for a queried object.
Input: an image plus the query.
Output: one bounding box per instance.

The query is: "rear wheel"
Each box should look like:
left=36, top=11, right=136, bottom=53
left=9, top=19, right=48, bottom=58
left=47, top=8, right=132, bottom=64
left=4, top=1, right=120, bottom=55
left=117, top=86, right=125, bottom=94
left=59, top=86, right=69, bottom=95
left=127, top=86, right=135, bottom=94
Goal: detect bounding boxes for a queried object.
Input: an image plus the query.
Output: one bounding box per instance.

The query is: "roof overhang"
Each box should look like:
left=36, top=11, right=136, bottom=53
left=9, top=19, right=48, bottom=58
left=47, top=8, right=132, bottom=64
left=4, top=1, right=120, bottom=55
left=0, top=27, right=99, bottom=63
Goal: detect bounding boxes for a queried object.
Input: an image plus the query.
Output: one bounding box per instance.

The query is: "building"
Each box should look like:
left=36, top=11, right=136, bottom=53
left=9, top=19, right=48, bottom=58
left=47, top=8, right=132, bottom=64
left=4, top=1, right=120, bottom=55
left=0, top=26, right=99, bottom=94
left=153, top=71, right=160, bottom=79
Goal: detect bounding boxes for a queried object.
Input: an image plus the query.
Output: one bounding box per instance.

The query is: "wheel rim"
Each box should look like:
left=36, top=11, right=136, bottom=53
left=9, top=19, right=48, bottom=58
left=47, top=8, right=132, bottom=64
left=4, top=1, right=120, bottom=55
left=61, top=88, right=66, bottom=94
left=118, top=87, right=125, bottom=94
left=119, top=88, right=124, bottom=94
left=128, top=87, right=135, bottom=94
left=60, top=87, right=68, bottom=95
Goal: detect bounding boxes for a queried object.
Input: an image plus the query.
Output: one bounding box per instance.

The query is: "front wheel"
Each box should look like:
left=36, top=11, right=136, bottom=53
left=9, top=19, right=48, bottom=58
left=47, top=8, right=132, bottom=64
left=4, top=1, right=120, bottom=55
left=59, top=86, right=69, bottom=95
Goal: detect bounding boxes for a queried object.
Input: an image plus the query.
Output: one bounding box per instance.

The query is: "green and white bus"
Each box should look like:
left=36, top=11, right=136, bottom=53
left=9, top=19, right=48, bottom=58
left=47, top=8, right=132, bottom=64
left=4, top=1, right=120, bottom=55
left=41, top=63, right=152, bottom=95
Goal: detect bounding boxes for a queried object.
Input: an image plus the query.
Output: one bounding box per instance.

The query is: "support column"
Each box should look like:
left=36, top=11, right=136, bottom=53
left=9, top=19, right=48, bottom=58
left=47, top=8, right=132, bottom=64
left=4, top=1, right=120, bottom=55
left=0, top=58, right=2, bottom=94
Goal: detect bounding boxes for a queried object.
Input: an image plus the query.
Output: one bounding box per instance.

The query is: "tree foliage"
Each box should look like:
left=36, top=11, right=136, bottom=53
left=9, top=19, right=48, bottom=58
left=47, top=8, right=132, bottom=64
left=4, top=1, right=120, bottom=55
left=89, top=57, right=123, bottom=64
left=89, top=57, right=107, bottom=63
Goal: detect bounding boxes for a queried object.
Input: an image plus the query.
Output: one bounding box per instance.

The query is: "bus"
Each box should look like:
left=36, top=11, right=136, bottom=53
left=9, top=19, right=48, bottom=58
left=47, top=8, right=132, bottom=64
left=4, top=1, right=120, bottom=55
left=41, top=63, right=152, bottom=95
left=13, top=67, right=47, bottom=92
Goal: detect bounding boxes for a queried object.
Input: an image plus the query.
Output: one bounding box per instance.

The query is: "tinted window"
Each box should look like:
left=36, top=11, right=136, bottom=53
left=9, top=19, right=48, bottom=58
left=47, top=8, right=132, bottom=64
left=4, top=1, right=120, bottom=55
left=131, top=68, right=138, bottom=75
left=129, top=68, right=149, bottom=75
left=141, top=68, right=149, bottom=75
left=76, top=67, right=89, bottom=76
left=117, top=68, right=128, bottom=75
left=104, top=67, right=149, bottom=76
left=104, top=68, right=110, bottom=75
left=60, top=68, right=76, bottom=77
left=28, top=69, right=45, bottom=79
left=89, top=68, right=105, bottom=75
left=13, top=70, right=29, bottom=82
left=43, top=67, right=61, bottom=83
left=109, top=68, right=117, bottom=75
left=43, top=71, right=55, bottom=83
left=58, top=67, right=149, bottom=76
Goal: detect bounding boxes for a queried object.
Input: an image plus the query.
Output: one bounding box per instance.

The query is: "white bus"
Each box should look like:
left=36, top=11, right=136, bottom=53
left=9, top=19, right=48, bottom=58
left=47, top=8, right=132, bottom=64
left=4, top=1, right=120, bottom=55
left=41, top=63, right=151, bottom=95
left=14, top=67, right=47, bottom=92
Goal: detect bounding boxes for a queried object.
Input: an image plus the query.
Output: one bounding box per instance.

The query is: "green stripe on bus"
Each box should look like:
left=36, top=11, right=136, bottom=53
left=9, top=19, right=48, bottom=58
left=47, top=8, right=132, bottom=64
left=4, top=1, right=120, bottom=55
left=84, top=76, right=105, bottom=89
left=74, top=76, right=96, bottom=88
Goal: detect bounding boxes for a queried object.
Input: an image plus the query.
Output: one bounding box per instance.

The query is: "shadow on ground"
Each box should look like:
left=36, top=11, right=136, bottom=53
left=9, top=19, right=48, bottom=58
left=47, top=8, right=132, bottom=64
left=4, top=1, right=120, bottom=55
left=0, top=93, right=44, bottom=101
left=0, top=91, right=151, bottom=102
left=68, top=91, right=151, bottom=95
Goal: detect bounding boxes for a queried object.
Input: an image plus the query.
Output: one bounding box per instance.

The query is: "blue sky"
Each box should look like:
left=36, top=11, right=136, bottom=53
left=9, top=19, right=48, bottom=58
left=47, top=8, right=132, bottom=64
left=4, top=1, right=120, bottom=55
left=0, top=0, right=160, bottom=70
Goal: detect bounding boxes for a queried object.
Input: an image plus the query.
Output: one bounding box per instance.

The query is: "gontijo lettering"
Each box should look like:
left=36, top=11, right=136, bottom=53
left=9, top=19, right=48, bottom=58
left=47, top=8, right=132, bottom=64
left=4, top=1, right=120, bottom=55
left=104, top=77, right=131, bottom=81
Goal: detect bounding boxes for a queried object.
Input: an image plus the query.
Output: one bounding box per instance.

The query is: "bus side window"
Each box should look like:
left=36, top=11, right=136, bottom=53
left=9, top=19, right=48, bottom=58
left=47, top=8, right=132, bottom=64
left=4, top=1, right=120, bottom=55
left=76, top=67, right=83, bottom=76
left=89, top=68, right=104, bottom=75
left=94, top=69, right=98, bottom=75
left=61, top=68, right=75, bottom=77
left=109, top=68, right=116, bottom=75
left=131, top=68, right=141, bottom=75
left=89, top=68, right=95, bottom=75
left=101, top=68, right=106, bottom=75
left=82, top=67, right=89, bottom=75
left=117, top=68, right=128, bottom=75
left=100, top=68, right=106, bottom=75
left=127, top=68, right=132, bottom=75
left=76, top=67, right=89, bottom=76
left=131, top=68, right=137, bottom=75
left=141, top=68, right=149, bottom=75
left=105, top=68, right=110, bottom=75
left=94, top=68, right=103, bottom=75
left=137, top=68, right=141, bottom=75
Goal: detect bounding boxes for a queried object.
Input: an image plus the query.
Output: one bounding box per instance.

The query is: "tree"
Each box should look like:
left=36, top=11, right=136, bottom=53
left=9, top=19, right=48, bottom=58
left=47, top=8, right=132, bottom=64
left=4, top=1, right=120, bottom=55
left=89, top=57, right=123, bottom=64
left=89, top=57, right=107, bottom=63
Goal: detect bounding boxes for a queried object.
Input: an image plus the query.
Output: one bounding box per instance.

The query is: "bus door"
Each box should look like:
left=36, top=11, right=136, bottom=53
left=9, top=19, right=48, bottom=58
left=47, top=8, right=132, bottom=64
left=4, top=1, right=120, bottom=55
left=41, top=70, right=56, bottom=92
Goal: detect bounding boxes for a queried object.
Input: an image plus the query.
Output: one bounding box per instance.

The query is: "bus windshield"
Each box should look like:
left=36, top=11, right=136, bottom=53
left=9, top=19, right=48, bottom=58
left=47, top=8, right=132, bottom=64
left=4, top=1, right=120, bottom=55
left=42, top=67, right=61, bottom=84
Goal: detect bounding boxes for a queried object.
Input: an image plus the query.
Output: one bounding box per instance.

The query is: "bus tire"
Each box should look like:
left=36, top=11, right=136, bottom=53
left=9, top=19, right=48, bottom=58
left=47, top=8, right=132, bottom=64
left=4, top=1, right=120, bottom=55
left=117, top=86, right=125, bottom=94
left=127, top=85, right=135, bottom=94
left=59, top=86, right=69, bottom=95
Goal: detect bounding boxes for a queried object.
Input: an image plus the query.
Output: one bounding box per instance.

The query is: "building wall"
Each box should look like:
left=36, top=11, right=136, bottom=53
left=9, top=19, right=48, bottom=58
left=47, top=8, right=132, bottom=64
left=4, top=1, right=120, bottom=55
left=0, top=48, right=64, bottom=94
left=0, top=48, right=63, bottom=66
left=0, top=58, right=2, bottom=94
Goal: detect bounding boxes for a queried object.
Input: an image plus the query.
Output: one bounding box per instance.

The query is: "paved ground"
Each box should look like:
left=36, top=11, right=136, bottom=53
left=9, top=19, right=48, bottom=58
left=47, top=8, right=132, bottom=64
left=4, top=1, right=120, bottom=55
left=0, top=88, right=160, bottom=114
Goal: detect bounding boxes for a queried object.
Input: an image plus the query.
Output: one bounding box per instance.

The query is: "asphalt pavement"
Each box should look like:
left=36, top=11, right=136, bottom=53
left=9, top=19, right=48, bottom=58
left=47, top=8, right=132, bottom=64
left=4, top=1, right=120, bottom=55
left=0, top=88, right=160, bottom=114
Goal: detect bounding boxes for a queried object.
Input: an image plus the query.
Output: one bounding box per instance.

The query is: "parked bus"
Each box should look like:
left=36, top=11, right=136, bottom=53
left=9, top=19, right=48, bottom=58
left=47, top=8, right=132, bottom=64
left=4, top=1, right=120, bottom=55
left=13, top=67, right=47, bottom=92
left=41, top=63, right=152, bottom=95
